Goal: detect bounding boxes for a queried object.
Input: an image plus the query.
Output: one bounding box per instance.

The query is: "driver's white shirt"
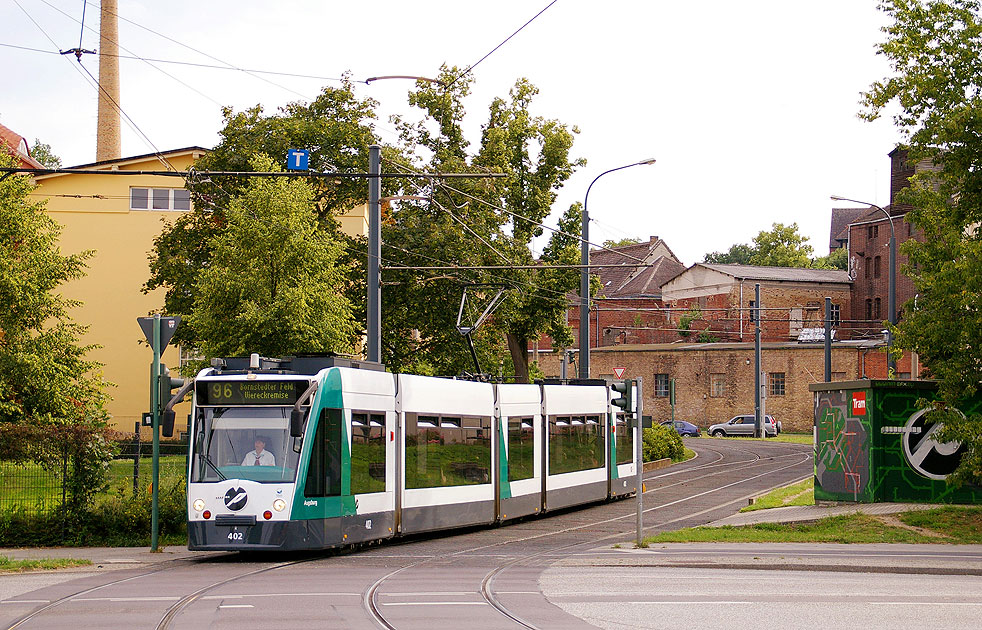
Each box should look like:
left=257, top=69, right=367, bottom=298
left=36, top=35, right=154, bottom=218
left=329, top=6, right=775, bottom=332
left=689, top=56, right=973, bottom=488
left=242, top=450, right=275, bottom=466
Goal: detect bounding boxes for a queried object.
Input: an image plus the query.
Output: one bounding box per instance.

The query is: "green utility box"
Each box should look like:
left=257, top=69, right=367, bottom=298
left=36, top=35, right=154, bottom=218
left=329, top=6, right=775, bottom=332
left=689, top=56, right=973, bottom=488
left=809, top=380, right=982, bottom=504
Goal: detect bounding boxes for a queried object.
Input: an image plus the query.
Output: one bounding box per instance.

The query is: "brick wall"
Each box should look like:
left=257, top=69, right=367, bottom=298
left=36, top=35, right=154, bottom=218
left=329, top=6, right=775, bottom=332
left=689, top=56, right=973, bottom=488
left=535, top=342, right=921, bottom=433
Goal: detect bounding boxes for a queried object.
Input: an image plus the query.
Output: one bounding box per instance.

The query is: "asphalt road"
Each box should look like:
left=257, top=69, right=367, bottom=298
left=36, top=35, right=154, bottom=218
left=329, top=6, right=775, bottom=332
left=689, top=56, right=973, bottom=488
left=2, top=438, right=830, bottom=629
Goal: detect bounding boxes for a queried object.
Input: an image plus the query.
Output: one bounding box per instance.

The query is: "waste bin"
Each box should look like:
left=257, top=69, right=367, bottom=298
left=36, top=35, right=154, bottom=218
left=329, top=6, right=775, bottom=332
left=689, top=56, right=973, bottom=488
left=809, top=379, right=982, bottom=504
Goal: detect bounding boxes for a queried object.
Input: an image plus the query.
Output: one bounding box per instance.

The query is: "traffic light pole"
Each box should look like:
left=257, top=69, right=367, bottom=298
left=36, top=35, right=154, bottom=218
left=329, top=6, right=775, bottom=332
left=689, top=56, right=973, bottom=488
left=150, top=314, right=161, bottom=552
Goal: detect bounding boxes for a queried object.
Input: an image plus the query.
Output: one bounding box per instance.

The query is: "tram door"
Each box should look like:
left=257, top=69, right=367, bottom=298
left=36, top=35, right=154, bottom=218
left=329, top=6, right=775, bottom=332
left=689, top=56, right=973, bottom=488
left=303, top=408, right=342, bottom=546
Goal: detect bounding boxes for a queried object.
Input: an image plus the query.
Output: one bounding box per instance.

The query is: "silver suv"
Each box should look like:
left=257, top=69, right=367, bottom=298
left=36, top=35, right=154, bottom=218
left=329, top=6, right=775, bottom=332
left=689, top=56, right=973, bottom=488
left=709, top=414, right=780, bottom=437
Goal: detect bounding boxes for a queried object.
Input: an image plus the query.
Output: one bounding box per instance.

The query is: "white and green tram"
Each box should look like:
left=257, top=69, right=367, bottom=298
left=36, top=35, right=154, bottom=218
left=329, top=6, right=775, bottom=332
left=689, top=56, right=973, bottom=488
left=183, top=356, right=638, bottom=551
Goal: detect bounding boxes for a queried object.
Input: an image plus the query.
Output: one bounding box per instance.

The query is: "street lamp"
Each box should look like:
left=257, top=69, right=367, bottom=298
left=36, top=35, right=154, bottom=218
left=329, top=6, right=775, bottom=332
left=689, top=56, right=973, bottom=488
left=831, top=195, right=897, bottom=377
left=578, top=158, right=657, bottom=379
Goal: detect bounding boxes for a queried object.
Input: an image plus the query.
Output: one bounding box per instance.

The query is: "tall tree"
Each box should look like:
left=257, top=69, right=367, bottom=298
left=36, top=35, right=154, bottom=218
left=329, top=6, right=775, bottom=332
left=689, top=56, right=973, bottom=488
left=703, top=223, right=814, bottom=267
left=30, top=139, right=61, bottom=169
left=145, top=79, right=385, bottom=351
left=0, top=154, right=109, bottom=426
left=190, top=155, right=356, bottom=361
left=862, top=0, right=982, bottom=485
left=382, top=69, right=584, bottom=381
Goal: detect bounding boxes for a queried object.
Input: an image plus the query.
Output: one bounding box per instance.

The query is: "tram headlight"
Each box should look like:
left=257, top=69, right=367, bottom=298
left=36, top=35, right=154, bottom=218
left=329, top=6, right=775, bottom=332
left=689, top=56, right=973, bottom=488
left=272, top=499, right=286, bottom=512
left=192, top=498, right=205, bottom=512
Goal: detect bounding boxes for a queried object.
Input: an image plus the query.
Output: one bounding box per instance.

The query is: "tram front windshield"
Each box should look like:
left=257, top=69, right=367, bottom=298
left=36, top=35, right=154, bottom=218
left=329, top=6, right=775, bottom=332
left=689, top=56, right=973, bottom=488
left=191, top=407, right=301, bottom=483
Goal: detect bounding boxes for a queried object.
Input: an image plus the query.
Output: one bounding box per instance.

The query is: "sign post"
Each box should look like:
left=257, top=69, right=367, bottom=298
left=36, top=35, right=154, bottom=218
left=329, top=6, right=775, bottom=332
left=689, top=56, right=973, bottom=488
left=635, top=377, right=644, bottom=547
left=137, top=314, right=180, bottom=552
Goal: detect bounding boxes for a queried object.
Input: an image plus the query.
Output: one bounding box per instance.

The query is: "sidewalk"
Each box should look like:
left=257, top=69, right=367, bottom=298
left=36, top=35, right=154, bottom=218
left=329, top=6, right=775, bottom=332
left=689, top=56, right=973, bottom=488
left=0, top=545, right=207, bottom=569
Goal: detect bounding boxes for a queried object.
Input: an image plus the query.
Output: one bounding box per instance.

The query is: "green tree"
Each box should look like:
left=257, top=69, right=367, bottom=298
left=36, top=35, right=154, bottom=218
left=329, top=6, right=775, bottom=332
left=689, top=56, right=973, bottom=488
left=30, top=139, right=61, bottom=169
left=0, top=153, right=110, bottom=427
left=704, top=243, right=754, bottom=265
left=812, top=247, right=848, bottom=270
left=748, top=222, right=814, bottom=267
left=703, top=223, right=814, bottom=267
left=862, top=0, right=982, bottom=486
left=382, top=70, right=584, bottom=381
left=145, top=79, right=383, bottom=350
left=189, top=155, right=356, bottom=361
left=602, top=237, right=642, bottom=248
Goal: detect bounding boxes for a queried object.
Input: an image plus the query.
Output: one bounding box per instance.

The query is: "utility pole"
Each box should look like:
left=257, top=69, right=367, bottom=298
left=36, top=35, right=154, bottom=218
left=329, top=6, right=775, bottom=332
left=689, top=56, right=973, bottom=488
left=754, top=284, right=763, bottom=439
left=367, top=145, right=381, bottom=363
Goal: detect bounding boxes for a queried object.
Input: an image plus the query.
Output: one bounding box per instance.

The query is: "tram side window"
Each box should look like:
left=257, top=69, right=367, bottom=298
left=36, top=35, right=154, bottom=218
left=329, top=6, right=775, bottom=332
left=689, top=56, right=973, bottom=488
left=405, top=413, right=492, bottom=488
left=351, top=412, right=386, bottom=495
left=507, top=417, right=534, bottom=482
left=549, top=414, right=604, bottom=475
left=614, top=413, right=633, bottom=465
left=305, top=408, right=341, bottom=497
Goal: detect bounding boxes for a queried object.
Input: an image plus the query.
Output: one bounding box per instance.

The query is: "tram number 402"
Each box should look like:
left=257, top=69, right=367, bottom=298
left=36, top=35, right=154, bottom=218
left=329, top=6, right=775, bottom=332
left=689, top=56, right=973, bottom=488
left=228, top=531, right=244, bottom=542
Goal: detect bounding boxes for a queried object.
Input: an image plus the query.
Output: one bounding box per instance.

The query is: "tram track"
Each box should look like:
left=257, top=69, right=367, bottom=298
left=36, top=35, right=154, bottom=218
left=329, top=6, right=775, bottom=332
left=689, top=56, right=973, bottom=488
left=2, top=439, right=810, bottom=630
left=365, top=440, right=810, bottom=629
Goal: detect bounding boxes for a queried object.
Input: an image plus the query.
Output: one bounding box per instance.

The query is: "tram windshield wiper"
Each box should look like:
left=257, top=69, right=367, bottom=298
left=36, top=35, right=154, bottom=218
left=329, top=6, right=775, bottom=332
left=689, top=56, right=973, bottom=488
left=200, top=453, right=227, bottom=481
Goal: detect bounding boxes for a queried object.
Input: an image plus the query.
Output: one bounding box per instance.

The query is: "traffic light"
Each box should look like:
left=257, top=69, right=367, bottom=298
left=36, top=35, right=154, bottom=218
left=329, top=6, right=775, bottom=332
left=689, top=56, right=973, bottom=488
left=611, top=379, right=634, bottom=417
left=157, top=364, right=185, bottom=438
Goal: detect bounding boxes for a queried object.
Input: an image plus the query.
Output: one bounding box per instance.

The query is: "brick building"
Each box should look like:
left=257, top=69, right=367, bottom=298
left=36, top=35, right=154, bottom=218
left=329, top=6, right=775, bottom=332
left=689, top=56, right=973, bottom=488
left=536, top=340, right=890, bottom=433
left=659, top=263, right=851, bottom=343
left=842, top=147, right=928, bottom=343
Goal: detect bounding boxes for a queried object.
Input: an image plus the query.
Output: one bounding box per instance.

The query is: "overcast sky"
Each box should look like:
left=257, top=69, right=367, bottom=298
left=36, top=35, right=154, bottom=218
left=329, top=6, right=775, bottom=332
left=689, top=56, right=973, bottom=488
left=1, top=1, right=900, bottom=265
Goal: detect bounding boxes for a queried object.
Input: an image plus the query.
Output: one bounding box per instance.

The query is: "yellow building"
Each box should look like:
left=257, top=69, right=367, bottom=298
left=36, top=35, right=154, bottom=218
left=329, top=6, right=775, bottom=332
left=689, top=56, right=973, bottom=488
left=34, top=148, right=369, bottom=433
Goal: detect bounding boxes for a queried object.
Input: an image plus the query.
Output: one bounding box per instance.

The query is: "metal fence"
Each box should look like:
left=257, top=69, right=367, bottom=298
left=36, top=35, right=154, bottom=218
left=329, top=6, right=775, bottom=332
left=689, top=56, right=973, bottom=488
left=0, top=434, right=187, bottom=514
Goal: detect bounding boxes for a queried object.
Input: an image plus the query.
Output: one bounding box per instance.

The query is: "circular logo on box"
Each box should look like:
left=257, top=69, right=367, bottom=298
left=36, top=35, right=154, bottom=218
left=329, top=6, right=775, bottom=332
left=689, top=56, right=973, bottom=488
left=224, top=487, right=248, bottom=511
left=902, top=408, right=965, bottom=480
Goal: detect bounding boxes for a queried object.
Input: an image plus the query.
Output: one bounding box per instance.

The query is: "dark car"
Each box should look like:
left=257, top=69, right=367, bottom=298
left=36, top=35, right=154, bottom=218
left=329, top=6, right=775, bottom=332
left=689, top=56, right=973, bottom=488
left=660, top=420, right=701, bottom=437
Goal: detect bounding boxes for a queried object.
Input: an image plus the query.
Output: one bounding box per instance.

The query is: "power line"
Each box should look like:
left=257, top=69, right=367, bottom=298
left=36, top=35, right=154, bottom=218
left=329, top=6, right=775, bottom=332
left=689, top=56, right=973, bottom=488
left=445, top=0, right=558, bottom=89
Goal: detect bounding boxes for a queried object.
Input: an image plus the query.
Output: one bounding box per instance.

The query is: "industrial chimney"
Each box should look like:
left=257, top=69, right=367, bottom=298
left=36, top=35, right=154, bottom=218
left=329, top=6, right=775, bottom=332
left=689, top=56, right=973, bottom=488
left=96, top=0, right=121, bottom=162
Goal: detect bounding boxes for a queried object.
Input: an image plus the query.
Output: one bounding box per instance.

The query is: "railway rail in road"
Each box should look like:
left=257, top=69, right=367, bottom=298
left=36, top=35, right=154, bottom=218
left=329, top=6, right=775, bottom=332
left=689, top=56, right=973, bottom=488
left=2, top=438, right=812, bottom=630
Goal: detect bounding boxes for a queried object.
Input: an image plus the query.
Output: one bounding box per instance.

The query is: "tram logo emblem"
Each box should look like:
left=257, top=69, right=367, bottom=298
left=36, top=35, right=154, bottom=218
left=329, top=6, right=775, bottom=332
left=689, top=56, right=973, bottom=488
left=224, top=487, right=248, bottom=511
left=901, top=408, right=966, bottom=480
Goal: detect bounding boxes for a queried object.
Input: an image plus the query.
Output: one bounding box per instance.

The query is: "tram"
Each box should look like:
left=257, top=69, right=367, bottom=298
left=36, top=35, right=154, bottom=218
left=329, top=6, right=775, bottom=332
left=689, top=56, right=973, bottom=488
left=177, top=355, right=639, bottom=551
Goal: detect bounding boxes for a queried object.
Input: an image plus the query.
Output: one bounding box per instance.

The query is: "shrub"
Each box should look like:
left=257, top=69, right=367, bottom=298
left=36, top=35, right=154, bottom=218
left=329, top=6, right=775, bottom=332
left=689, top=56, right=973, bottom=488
left=642, top=425, right=685, bottom=462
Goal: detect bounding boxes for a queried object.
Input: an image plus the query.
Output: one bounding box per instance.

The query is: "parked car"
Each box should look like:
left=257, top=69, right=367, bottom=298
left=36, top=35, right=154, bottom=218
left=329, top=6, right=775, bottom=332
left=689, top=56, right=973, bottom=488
left=708, top=414, right=780, bottom=437
left=660, top=419, right=701, bottom=437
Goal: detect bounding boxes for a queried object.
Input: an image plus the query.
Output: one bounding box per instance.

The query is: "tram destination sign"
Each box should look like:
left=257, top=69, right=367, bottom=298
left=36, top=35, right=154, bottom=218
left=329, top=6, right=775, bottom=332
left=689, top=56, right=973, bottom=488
left=197, top=380, right=309, bottom=406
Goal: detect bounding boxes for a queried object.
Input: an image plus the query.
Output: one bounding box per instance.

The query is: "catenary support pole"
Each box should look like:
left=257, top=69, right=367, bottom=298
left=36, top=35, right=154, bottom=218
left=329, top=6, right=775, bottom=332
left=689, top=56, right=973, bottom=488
left=754, top=284, right=763, bottom=439
left=368, top=145, right=381, bottom=363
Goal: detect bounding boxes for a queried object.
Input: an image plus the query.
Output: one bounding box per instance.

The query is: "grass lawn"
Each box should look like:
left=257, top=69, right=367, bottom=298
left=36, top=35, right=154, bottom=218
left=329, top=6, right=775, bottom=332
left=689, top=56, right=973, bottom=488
left=0, top=556, right=92, bottom=573
left=741, top=478, right=814, bottom=512
left=642, top=506, right=982, bottom=545
left=701, top=433, right=812, bottom=445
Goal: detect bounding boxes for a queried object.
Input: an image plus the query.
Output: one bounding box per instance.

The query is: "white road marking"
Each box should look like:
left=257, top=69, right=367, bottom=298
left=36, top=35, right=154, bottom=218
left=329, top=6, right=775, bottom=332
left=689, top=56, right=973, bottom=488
left=1, top=600, right=50, bottom=604
left=72, top=596, right=181, bottom=602
left=200, top=592, right=360, bottom=600
left=381, top=602, right=488, bottom=606
left=219, top=604, right=254, bottom=609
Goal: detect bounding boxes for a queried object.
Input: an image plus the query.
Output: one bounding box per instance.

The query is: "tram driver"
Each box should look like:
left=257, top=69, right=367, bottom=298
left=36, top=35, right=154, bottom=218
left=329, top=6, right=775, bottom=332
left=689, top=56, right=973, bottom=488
left=242, top=436, right=275, bottom=466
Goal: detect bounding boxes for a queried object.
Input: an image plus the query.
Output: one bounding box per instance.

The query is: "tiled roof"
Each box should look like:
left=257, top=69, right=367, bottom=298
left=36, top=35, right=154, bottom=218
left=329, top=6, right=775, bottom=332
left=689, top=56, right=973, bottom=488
left=700, top=263, right=851, bottom=284
left=590, top=236, right=684, bottom=297
left=0, top=122, right=43, bottom=169
left=829, top=207, right=866, bottom=250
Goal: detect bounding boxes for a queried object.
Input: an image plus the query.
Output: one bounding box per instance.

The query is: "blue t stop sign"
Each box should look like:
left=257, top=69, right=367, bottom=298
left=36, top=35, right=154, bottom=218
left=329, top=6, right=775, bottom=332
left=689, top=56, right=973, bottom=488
left=287, top=149, right=309, bottom=171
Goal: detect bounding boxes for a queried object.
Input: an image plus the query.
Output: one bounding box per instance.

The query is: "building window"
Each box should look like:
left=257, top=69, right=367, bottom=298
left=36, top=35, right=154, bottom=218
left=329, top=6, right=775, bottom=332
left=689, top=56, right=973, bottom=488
left=865, top=299, right=873, bottom=321
left=749, top=300, right=756, bottom=322
left=867, top=225, right=874, bottom=239
left=790, top=308, right=803, bottom=334
left=130, top=187, right=191, bottom=211
left=653, top=373, right=670, bottom=397
left=865, top=257, right=871, bottom=279
left=830, top=304, right=841, bottom=327
left=874, top=225, right=879, bottom=238
left=874, top=256, right=881, bottom=278
left=874, top=298, right=881, bottom=320
left=710, top=374, right=726, bottom=398
left=768, top=372, right=786, bottom=396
